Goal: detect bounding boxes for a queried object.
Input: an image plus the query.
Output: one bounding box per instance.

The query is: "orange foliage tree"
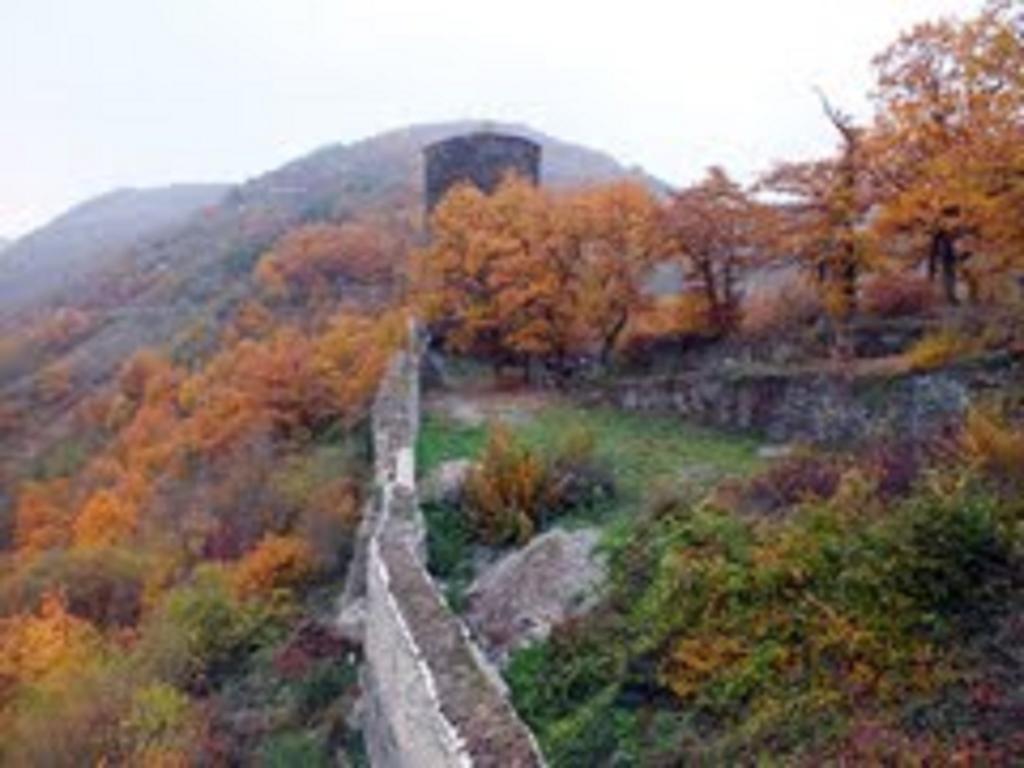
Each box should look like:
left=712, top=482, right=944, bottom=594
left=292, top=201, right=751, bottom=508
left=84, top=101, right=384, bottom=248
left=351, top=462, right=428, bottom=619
left=868, top=0, right=1024, bottom=303
left=14, top=480, right=73, bottom=554
left=0, top=591, right=99, bottom=695
left=664, top=167, right=774, bottom=332
left=256, top=220, right=404, bottom=306
left=415, top=175, right=664, bottom=374
left=73, top=489, right=137, bottom=549
left=232, top=534, right=315, bottom=598
left=567, top=181, right=665, bottom=364
left=761, top=97, right=877, bottom=325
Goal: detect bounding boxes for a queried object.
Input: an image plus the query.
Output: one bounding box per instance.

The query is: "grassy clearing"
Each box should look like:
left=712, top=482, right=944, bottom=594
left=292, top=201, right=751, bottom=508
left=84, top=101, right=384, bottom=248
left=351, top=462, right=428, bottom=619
left=418, top=402, right=763, bottom=514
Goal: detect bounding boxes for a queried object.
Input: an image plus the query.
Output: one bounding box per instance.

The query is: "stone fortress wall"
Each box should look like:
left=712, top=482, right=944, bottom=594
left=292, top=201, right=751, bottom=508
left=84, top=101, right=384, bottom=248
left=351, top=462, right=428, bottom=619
left=340, top=331, right=544, bottom=767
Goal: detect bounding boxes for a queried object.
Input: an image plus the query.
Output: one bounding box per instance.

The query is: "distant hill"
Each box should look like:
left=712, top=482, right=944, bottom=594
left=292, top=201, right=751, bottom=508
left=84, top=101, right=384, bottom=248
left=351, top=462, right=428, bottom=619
left=0, top=184, right=228, bottom=316
left=0, top=238, right=10, bottom=253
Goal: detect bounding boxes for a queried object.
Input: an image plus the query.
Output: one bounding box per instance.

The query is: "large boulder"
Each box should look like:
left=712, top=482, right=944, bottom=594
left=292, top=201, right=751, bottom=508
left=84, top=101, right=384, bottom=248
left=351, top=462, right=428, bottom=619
left=463, top=527, right=605, bottom=665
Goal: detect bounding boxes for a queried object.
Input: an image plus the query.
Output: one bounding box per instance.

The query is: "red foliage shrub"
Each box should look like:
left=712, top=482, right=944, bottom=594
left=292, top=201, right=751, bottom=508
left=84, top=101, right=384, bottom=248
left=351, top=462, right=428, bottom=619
left=740, top=278, right=823, bottom=338
left=271, top=619, right=355, bottom=680
left=862, top=273, right=936, bottom=318
left=745, top=452, right=842, bottom=512
left=864, top=440, right=922, bottom=500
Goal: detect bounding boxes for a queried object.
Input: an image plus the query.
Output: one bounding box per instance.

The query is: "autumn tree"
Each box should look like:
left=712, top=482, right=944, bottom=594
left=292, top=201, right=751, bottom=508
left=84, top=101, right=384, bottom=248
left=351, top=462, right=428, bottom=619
left=664, top=167, right=773, bottom=332
left=568, top=181, right=665, bottom=363
left=869, top=0, right=1024, bottom=304
left=73, top=489, right=137, bottom=549
left=415, top=175, right=665, bottom=374
left=256, top=220, right=404, bottom=307
left=416, top=176, right=565, bottom=370
left=14, top=480, right=73, bottom=554
left=761, top=96, right=877, bottom=355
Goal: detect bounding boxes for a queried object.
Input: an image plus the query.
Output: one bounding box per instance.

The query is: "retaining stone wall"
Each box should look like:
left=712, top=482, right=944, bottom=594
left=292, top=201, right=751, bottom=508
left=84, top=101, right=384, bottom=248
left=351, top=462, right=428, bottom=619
left=586, top=355, right=1018, bottom=445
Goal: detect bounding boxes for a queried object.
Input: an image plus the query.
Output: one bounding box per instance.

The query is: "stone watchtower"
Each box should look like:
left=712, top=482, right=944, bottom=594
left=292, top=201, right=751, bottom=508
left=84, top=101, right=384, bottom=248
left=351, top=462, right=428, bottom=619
left=423, top=132, right=542, bottom=213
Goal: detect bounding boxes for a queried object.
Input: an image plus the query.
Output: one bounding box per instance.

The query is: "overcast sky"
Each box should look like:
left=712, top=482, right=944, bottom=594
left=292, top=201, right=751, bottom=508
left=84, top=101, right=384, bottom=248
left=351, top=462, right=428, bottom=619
left=1, top=0, right=980, bottom=238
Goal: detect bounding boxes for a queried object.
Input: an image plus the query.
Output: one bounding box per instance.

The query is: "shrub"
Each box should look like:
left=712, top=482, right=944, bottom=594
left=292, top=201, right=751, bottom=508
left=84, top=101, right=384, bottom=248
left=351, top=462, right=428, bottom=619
left=296, top=481, right=361, bottom=575
left=463, top=424, right=551, bottom=546
left=546, top=427, right=615, bottom=514
left=462, top=423, right=615, bottom=546
left=740, top=277, right=822, bottom=338
left=963, top=408, right=1024, bottom=484
left=904, top=330, right=974, bottom=371
left=863, top=439, right=922, bottom=500
left=884, top=479, right=1017, bottom=629
left=233, top=534, right=316, bottom=599
left=743, top=452, right=842, bottom=512
left=862, top=273, right=936, bottom=318
left=141, top=566, right=287, bottom=687
left=121, top=682, right=198, bottom=760
left=258, top=731, right=329, bottom=768
left=0, top=547, right=147, bottom=628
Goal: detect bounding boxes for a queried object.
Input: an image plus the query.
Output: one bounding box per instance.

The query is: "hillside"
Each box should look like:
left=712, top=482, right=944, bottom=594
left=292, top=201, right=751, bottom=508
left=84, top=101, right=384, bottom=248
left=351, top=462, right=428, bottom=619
left=0, top=184, right=229, bottom=318
left=0, top=122, right=650, bottom=410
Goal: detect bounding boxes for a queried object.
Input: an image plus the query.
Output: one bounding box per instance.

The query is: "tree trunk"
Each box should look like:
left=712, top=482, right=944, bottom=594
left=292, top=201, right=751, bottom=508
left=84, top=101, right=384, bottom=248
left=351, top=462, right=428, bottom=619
left=934, top=230, right=959, bottom=305
left=600, top=310, right=629, bottom=369
left=842, top=259, right=857, bottom=317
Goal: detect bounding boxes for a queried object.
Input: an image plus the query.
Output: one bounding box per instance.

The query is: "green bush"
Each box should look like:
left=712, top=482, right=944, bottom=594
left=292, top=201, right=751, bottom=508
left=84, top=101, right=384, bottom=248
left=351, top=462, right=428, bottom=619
left=258, top=730, right=328, bottom=768
left=139, top=565, right=288, bottom=688
left=508, top=468, right=1024, bottom=763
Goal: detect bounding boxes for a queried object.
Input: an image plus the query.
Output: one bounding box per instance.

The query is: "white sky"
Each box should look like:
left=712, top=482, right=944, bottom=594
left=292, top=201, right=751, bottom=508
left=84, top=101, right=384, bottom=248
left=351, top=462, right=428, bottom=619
left=1, top=0, right=979, bottom=238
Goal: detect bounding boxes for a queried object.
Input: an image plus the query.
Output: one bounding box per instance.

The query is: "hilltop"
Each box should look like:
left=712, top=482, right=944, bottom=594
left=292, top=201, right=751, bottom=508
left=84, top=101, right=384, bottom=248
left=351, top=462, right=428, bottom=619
left=0, top=184, right=229, bottom=318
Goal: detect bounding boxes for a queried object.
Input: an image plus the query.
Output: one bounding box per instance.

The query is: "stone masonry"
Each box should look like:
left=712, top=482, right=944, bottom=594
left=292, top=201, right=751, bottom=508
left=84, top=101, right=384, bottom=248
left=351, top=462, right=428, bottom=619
left=339, top=331, right=544, bottom=767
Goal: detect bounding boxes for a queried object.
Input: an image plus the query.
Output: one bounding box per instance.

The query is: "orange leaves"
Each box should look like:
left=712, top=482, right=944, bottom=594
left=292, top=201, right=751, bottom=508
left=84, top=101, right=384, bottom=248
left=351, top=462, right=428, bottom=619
left=0, top=590, right=99, bottom=691
left=869, top=1, right=1024, bottom=300
left=14, top=480, right=73, bottom=554
left=660, top=634, right=748, bottom=700
left=232, top=534, right=315, bottom=599
left=464, top=423, right=551, bottom=545
left=962, top=407, right=1024, bottom=483
left=73, top=489, right=137, bottom=549
left=415, top=176, right=663, bottom=368
left=665, top=167, right=774, bottom=332
left=256, top=220, right=403, bottom=306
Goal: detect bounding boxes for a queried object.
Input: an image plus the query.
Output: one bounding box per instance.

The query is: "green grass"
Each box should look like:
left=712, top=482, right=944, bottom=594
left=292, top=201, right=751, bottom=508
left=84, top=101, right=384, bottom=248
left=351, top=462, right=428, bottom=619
left=418, top=403, right=763, bottom=513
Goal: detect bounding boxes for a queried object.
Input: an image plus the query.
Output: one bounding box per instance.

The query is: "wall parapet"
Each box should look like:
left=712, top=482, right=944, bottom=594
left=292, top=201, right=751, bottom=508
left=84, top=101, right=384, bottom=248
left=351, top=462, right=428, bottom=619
left=344, top=334, right=544, bottom=767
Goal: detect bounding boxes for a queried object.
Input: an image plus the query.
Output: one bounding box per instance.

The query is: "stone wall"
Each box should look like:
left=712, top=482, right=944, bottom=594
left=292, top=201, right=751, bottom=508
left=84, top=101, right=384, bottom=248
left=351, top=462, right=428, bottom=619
left=587, top=355, right=1019, bottom=445
left=341, top=336, right=544, bottom=767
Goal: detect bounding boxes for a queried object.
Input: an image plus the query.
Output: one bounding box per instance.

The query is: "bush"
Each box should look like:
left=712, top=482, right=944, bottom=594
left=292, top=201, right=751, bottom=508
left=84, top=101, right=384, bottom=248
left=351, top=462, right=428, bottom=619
left=740, top=277, right=823, bottom=338
left=464, top=424, right=552, bottom=546
left=904, top=330, right=974, bottom=371
left=140, top=566, right=287, bottom=688
left=258, top=731, right=328, bottom=768
left=546, top=427, right=615, bottom=514
left=0, top=547, right=147, bottom=628
left=233, top=534, right=316, bottom=599
left=963, top=408, right=1024, bottom=485
left=463, top=423, right=615, bottom=546
left=862, top=274, right=936, bottom=318
left=743, top=452, right=842, bottom=512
